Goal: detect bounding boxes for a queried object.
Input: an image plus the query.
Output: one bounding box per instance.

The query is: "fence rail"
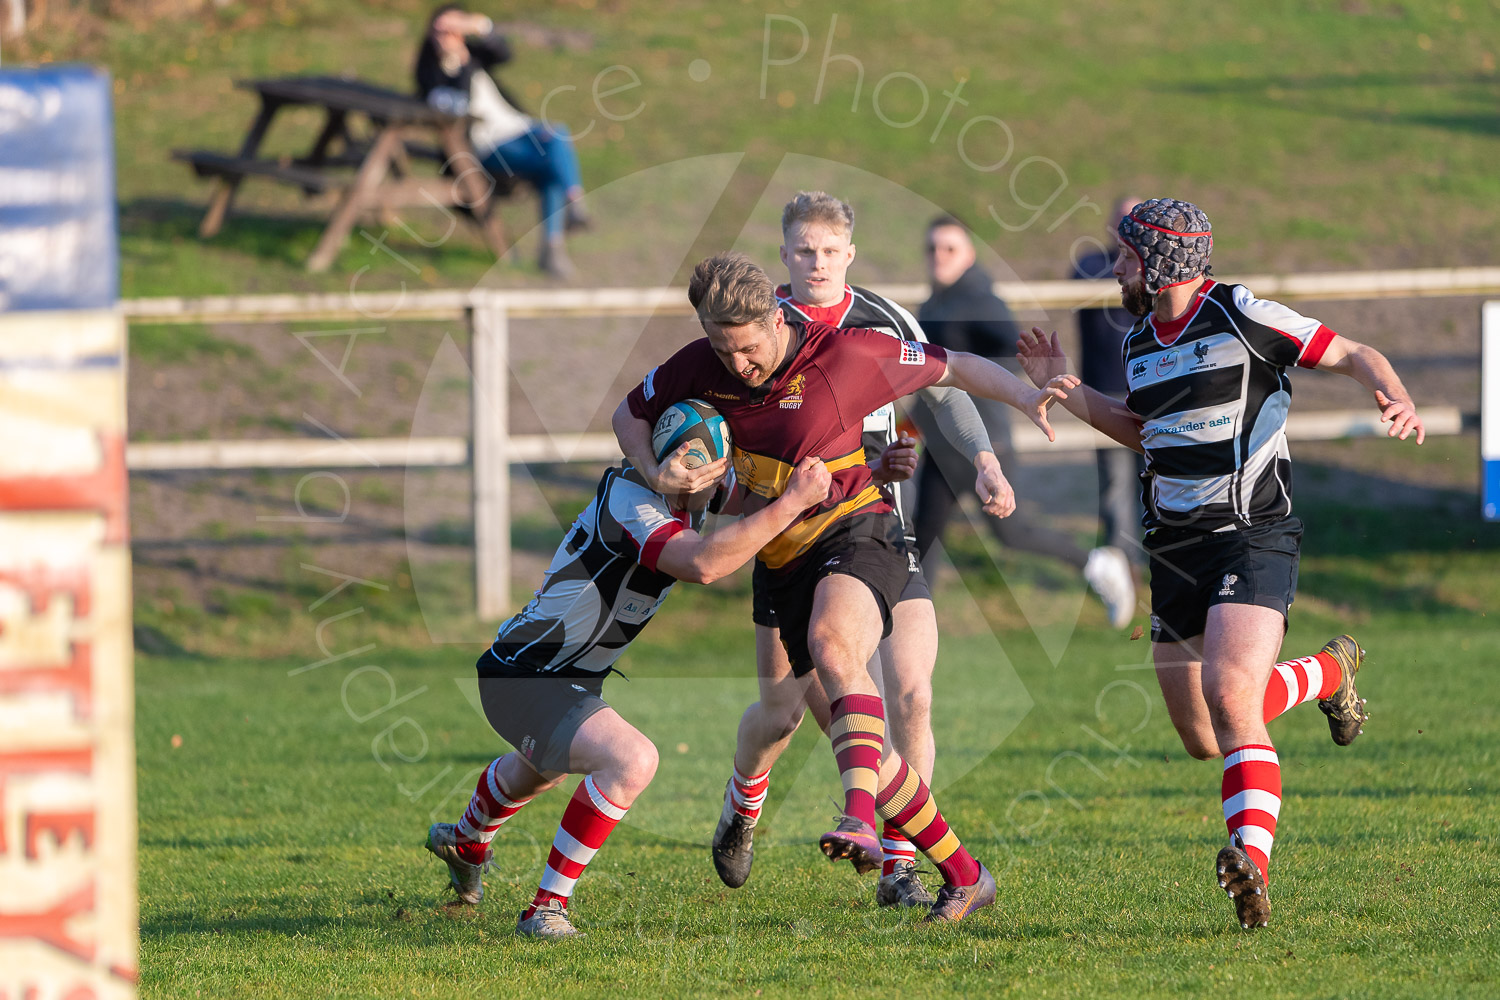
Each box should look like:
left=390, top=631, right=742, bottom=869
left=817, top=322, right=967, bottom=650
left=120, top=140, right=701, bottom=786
left=121, top=266, right=1500, bottom=619
left=120, top=266, right=1500, bottom=325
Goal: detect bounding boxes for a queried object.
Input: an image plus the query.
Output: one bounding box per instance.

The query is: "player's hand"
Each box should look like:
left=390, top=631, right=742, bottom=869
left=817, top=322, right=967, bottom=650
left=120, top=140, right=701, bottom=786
left=1016, top=327, right=1069, bottom=389
left=1375, top=390, right=1425, bottom=444
left=871, top=435, right=919, bottom=484
left=1026, top=375, right=1079, bottom=442
left=651, top=442, right=730, bottom=494
left=785, top=456, right=832, bottom=509
left=973, top=452, right=1016, bottom=518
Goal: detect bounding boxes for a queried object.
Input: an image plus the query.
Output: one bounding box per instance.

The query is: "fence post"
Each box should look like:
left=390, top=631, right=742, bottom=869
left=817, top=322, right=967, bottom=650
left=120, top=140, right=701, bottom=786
left=470, top=295, right=510, bottom=620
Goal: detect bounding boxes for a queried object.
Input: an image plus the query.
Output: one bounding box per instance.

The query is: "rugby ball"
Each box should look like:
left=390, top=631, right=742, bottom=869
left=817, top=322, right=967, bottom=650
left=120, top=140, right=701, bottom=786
left=652, top=399, right=732, bottom=468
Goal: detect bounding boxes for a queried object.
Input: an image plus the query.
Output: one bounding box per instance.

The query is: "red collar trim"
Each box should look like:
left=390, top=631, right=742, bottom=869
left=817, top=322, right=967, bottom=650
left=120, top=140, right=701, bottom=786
left=777, top=284, right=853, bottom=327
left=1149, top=279, right=1216, bottom=346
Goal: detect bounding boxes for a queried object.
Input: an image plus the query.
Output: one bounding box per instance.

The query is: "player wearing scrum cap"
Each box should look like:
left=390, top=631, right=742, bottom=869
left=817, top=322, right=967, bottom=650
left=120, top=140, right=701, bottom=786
left=614, top=251, right=1075, bottom=921
left=1018, top=197, right=1424, bottom=929
left=710, top=191, right=1014, bottom=909
left=423, top=414, right=832, bottom=939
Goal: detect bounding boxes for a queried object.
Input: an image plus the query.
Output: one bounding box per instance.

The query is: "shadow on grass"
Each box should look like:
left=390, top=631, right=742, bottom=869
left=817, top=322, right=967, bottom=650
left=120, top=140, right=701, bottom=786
left=120, top=197, right=507, bottom=283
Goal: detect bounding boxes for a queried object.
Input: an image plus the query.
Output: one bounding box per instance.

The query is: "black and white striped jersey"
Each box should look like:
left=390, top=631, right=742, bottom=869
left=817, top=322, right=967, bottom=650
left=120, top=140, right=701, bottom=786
left=480, top=466, right=702, bottom=678
left=776, top=283, right=928, bottom=540
left=1122, top=280, right=1336, bottom=532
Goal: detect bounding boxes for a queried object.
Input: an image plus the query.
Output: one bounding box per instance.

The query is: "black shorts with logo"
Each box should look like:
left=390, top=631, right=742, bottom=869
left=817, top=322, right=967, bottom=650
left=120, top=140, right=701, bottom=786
left=1145, top=515, right=1303, bottom=644
left=475, top=651, right=608, bottom=774
left=751, top=512, right=912, bottom=677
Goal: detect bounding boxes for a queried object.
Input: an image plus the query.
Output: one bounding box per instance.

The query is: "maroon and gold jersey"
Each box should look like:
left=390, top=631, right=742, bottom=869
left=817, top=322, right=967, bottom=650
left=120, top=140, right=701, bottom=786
left=626, top=320, right=948, bottom=570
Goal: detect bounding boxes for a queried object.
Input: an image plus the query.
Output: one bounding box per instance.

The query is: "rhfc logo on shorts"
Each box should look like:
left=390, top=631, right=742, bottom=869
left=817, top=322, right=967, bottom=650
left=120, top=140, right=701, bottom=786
left=1218, top=573, right=1238, bottom=596
left=899, top=340, right=926, bottom=366
left=780, top=373, right=807, bottom=409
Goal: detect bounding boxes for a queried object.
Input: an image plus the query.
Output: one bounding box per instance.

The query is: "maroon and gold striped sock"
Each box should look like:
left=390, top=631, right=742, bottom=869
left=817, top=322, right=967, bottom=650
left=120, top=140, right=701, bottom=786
left=875, top=757, right=981, bottom=887
left=828, top=694, right=885, bottom=827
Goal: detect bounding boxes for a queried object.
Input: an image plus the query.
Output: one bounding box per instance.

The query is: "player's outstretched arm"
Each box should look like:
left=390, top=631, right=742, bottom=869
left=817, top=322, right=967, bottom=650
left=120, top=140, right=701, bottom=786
left=934, top=348, right=1076, bottom=442
left=1018, top=328, right=1146, bottom=453
left=912, top=383, right=1014, bottom=515
left=654, top=458, right=832, bottom=584
left=612, top=398, right=731, bottom=493
left=1314, top=335, right=1425, bottom=444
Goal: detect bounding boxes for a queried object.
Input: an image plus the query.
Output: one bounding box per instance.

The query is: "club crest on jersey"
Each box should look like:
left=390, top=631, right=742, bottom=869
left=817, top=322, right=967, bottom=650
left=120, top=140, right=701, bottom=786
left=1156, top=351, right=1178, bottom=376
left=1219, top=573, right=1238, bottom=596
left=1194, top=341, right=1210, bottom=362
left=780, top=373, right=806, bottom=409
left=899, top=340, right=926, bottom=366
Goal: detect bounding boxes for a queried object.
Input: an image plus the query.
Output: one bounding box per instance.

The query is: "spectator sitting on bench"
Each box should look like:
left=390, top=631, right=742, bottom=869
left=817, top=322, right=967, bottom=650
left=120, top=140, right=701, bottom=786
left=415, top=4, right=590, bottom=277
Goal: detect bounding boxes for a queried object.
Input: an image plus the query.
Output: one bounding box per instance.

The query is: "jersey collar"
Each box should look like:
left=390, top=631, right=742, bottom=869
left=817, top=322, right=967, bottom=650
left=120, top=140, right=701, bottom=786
left=776, top=283, right=854, bottom=328
left=1149, top=279, right=1216, bottom=347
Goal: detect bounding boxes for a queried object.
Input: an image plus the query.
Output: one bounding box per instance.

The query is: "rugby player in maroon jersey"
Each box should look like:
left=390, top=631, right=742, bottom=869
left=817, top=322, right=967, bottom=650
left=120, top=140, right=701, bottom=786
left=612, top=251, right=1075, bottom=920
left=1017, top=197, right=1423, bottom=928
left=710, top=192, right=1015, bottom=909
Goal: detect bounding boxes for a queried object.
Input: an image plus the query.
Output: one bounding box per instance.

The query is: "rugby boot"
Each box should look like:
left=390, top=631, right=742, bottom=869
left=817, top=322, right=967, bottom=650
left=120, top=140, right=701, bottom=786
left=819, top=815, right=883, bottom=874
left=424, top=822, right=488, bottom=905
left=1215, top=837, right=1270, bottom=929
left=876, top=860, right=936, bottom=908
left=516, top=899, right=582, bottom=939
left=923, top=863, right=997, bottom=923
left=1317, top=634, right=1369, bottom=746
left=711, top=781, right=757, bottom=889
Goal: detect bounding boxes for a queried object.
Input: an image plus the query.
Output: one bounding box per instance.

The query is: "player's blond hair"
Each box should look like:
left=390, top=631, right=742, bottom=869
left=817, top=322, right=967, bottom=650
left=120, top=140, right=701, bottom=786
left=780, top=190, right=855, bottom=238
left=688, top=252, right=778, bottom=328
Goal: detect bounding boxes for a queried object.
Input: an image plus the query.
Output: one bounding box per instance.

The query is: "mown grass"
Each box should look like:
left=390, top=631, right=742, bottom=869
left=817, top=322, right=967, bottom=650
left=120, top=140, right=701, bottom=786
left=136, top=491, right=1500, bottom=999
left=31, top=0, right=1500, bottom=297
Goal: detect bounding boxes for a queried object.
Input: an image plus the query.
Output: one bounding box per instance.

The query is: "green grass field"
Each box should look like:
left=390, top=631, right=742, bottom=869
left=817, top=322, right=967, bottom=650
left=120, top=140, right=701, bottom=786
left=33, top=0, right=1495, bottom=994
left=137, top=495, right=1500, bottom=1000
left=32, top=0, right=1500, bottom=296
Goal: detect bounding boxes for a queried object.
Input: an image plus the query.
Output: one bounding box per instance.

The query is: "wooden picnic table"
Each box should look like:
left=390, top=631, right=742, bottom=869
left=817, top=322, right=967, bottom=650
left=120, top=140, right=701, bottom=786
left=175, top=75, right=514, bottom=272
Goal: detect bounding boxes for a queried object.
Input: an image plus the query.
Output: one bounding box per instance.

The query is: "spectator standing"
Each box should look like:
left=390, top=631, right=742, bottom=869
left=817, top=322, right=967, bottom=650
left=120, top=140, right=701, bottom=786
left=1073, top=197, right=1147, bottom=566
left=415, top=5, right=590, bottom=277
left=912, top=216, right=1136, bottom=628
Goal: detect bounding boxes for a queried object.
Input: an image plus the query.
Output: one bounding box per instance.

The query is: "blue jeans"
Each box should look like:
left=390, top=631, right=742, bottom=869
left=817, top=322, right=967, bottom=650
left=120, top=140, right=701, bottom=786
left=479, top=124, right=582, bottom=239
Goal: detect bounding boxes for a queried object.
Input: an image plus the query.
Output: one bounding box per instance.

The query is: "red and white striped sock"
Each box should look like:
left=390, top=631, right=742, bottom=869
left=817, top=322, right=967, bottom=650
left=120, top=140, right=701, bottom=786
left=1263, top=651, right=1341, bottom=723
left=880, top=822, right=918, bottom=877
left=724, top=765, right=770, bottom=824
left=1221, top=744, right=1282, bottom=882
left=523, top=775, right=628, bottom=919
left=454, top=757, right=533, bottom=865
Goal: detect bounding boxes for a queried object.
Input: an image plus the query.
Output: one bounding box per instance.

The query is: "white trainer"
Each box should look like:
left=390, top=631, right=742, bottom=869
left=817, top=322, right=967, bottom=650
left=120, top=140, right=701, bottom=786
left=1084, top=545, right=1136, bottom=629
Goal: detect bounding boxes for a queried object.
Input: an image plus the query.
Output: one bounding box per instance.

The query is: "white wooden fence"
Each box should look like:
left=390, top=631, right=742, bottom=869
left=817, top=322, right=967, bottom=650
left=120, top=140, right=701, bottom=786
left=121, top=266, right=1500, bottom=619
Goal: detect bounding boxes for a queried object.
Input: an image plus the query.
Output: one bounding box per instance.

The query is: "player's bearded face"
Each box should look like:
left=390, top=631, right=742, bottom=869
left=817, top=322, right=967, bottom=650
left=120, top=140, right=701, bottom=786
left=706, top=313, right=786, bottom=387
left=1113, top=246, right=1153, bottom=317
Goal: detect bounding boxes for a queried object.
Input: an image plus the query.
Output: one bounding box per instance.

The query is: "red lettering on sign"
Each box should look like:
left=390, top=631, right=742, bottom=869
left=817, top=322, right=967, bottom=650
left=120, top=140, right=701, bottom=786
left=0, top=643, right=93, bottom=721
left=0, top=748, right=92, bottom=855
left=0, top=880, right=96, bottom=962
left=0, top=565, right=92, bottom=619
left=25, top=810, right=96, bottom=859
left=0, top=433, right=127, bottom=544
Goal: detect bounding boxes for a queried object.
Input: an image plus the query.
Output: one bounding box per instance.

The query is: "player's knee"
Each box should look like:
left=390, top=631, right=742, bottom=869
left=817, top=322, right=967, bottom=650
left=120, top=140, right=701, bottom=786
left=806, top=626, right=862, bottom=678
left=1204, top=687, right=1257, bottom=732
left=612, top=736, right=659, bottom=797
left=890, top=683, right=932, bottom=724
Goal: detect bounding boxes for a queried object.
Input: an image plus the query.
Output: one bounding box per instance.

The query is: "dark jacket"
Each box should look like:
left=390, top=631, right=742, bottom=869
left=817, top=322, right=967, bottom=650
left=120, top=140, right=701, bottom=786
left=917, top=264, right=1020, bottom=360
left=1072, top=249, right=1135, bottom=395
left=413, top=30, right=526, bottom=114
